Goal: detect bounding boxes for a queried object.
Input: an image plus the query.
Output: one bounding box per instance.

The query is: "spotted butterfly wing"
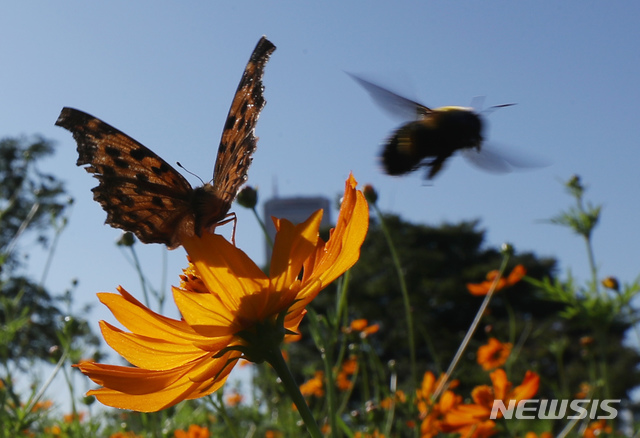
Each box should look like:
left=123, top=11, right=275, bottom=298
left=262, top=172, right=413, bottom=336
left=56, top=36, right=276, bottom=249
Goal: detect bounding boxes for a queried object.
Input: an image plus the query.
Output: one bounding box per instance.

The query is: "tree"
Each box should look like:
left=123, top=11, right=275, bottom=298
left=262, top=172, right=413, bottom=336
left=287, top=214, right=640, bottom=404
left=0, top=136, right=99, bottom=367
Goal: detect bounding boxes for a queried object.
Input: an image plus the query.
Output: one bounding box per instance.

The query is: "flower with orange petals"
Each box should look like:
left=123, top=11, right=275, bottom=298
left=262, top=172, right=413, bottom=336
left=354, top=430, right=384, bottom=438
left=225, top=391, right=243, bottom=407
left=32, top=399, right=53, bottom=411
left=109, top=432, right=142, bottom=438
left=380, top=390, right=406, bottom=409
left=525, top=432, right=553, bottom=438
left=440, top=368, right=539, bottom=438
left=414, top=372, right=463, bottom=438
left=300, top=371, right=325, bottom=398
left=336, top=357, right=358, bottom=391
left=174, top=425, right=210, bottom=438
left=63, top=411, right=85, bottom=423
left=582, top=420, right=612, bottom=438
left=439, top=369, right=539, bottom=438
left=467, top=265, right=526, bottom=296
left=476, top=338, right=512, bottom=371
left=76, top=175, right=368, bottom=412
left=346, top=319, right=380, bottom=338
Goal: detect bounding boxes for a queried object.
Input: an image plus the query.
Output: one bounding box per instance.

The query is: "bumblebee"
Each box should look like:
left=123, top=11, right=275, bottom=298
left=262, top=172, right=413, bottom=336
left=349, top=74, right=518, bottom=179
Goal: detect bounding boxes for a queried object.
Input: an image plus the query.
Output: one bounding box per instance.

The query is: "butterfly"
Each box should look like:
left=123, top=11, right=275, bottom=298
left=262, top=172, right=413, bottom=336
left=56, top=36, right=275, bottom=249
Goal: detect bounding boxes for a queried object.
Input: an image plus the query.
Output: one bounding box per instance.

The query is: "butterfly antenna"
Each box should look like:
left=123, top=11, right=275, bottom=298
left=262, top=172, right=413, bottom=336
left=176, top=162, right=205, bottom=185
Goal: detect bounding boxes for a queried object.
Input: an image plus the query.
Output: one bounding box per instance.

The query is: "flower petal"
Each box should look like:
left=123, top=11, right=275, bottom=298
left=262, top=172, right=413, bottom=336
left=99, top=288, right=205, bottom=343
left=295, top=174, right=368, bottom=308
left=269, top=210, right=322, bottom=291
left=183, top=232, right=269, bottom=311
left=99, top=321, right=213, bottom=370
left=77, top=351, right=237, bottom=412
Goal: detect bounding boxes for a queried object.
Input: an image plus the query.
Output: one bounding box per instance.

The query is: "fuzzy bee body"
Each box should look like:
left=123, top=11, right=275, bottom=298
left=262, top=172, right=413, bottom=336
left=383, top=107, right=484, bottom=178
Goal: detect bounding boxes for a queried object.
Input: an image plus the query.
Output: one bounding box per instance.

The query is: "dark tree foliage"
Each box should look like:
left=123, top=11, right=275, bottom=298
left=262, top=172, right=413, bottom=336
left=0, top=136, right=100, bottom=367
left=0, top=136, right=68, bottom=268
left=287, top=214, right=640, bottom=403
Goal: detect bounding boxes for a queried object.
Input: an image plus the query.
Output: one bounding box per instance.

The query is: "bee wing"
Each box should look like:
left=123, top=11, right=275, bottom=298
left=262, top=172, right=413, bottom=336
left=470, top=96, right=486, bottom=112
left=461, top=143, right=550, bottom=174
left=347, top=73, right=431, bottom=120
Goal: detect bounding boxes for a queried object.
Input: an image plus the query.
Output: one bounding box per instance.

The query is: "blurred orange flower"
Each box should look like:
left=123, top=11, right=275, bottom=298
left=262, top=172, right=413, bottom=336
left=467, top=265, right=526, bottom=296
left=63, top=412, right=85, bottom=423
left=336, top=357, right=358, bottom=391
left=380, top=390, right=406, bottom=409
left=346, top=319, right=380, bottom=337
left=476, top=338, right=512, bottom=370
left=174, top=425, right=210, bottom=438
left=583, top=420, right=612, bottom=438
left=109, top=432, right=142, bottom=438
left=225, top=391, right=243, bottom=407
left=76, top=175, right=368, bottom=412
left=354, top=430, right=385, bottom=438
left=525, top=432, right=553, bottom=438
left=414, top=372, right=463, bottom=438
left=300, top=371, right=325, bottom=398
left=440, top=369, right=539, bottom=438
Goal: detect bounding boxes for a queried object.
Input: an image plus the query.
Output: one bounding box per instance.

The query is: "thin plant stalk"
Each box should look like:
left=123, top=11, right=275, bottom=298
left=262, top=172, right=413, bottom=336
left=209, top=395, right=241, bottom=438
left=372, top=204, right=417, bottom=387
left=433, top=254, right=510, bottom=400
left=266, top=344, right=324, bottom=438
left=251, top=205, right=274, bottom=248
left=127, top=245, right=151, bottom=308
left=307, top=307, right=339, bottom=438
left=24, top=350, right=69, bottom=415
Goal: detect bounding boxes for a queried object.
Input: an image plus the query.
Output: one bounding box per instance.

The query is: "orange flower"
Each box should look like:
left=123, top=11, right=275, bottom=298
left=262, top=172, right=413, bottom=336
left=225, top=391, right=243, bottom=407
left=601, top=276, right=619, bottom=291
left=575, top=382, right=591, bottom=399
left=583, top=420, right=612, bottom=438
left=414, top=372, right=462, bottom=438
left=380, top=390, right=406, bottom=409
left=346, top=319, right=380, bottom=338
left=109, top=433, right=142, bottom=438
left=467, top=265, right=526, bottom=296
left=525, top=432, right=553, bottom=438
left=300, top=371, right=325, bottom=398
left=336, top=357, right=358, bottom=391
left=440, top=369, right=539, bottom=437
left=31, top=399, right=53, bottom=411
left=76, top=175, right=368, bottom=412
left=174, top=425, right=210, bottom=438
left=63, top=412, right=85, bottom=423
left=354, top=430, right=385, bottom=438
left=476, top=338, right=512, bottom=371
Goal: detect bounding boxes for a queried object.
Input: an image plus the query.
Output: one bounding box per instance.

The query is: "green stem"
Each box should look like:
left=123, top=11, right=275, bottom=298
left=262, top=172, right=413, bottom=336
left=252, top=206, right=274, bottom=248
left=583, top=235, right=598, bottom=293
left=128, top=245, right=151, bottom=308
left=373, top=205, right=417, bottom=388
left=267, top=347, right=323, bottom=438
left=210, top=395, right=240, bottom=438
left=433, top=254, right=509, bottom=400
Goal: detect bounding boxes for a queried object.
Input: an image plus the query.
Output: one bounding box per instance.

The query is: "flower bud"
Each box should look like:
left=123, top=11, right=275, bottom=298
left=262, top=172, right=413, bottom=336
left=237, top=186, right=258, bottom=208
left=363, top=184, right=378, bottom=205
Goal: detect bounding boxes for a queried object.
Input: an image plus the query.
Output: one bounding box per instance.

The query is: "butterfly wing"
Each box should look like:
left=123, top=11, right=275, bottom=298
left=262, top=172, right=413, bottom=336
left=55, top=107, right=194, bottom=248
left=208, top=36, right=276, bottom=222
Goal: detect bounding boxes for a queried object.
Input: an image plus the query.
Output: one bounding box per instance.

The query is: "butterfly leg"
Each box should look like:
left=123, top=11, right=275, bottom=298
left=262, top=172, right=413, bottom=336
left=216, top=212, right=238, bottom=245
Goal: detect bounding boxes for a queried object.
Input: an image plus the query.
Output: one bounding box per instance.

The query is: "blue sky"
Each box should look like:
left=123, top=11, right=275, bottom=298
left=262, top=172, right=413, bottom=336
left=2, top=2, right=640, bottom=384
